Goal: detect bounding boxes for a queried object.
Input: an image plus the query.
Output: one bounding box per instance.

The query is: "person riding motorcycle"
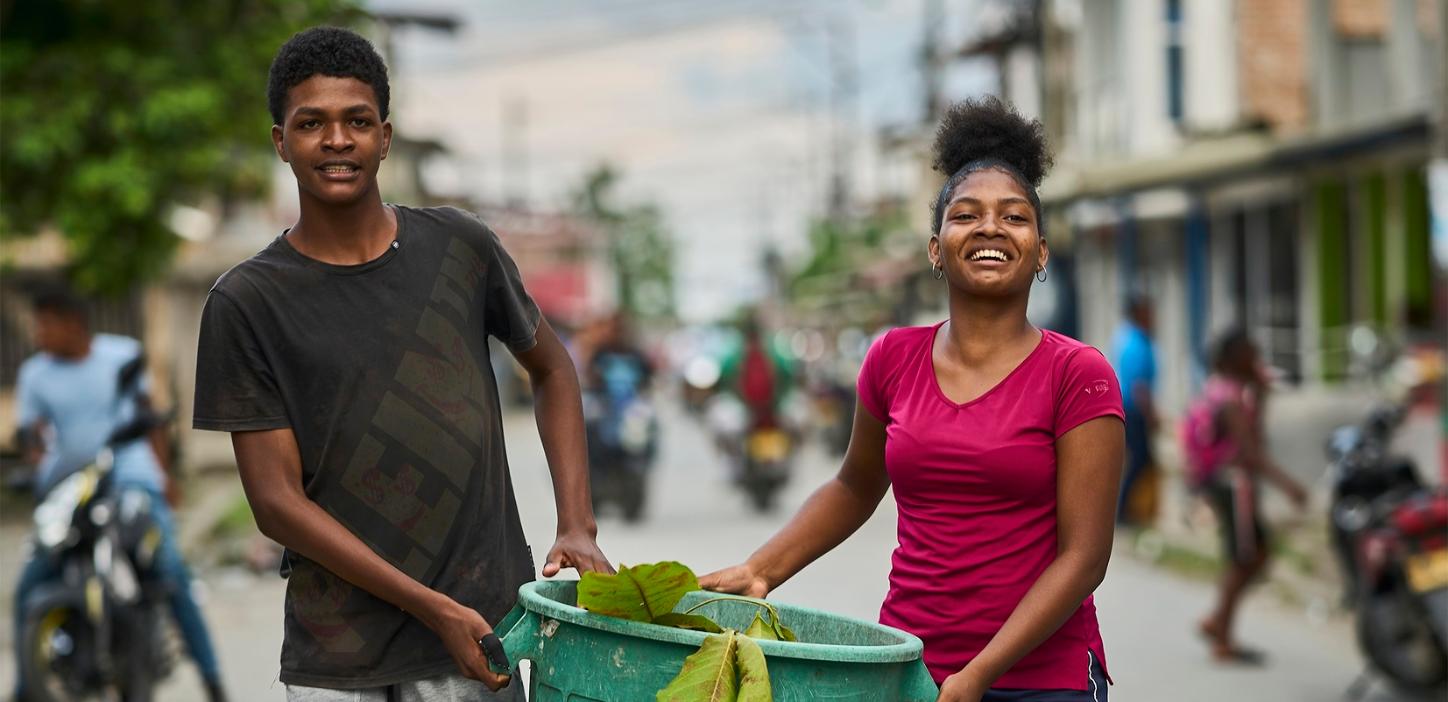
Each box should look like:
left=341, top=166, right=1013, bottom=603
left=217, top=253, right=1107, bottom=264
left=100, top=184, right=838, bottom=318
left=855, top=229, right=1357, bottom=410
left=580, top=314, right=657, bottom=521
left=12, top=290, right=227, bottom=702
left=713, top=317, right=798, bottom=511
left=717, top=317, right=795, bottom=432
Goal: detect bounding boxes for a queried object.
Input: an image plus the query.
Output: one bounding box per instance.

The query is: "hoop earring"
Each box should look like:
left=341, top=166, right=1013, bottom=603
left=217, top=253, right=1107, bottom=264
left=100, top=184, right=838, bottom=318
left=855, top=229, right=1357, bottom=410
left=1036, top=267, right=1047, bottom=283
left=933, top=262, right=944, bottom=280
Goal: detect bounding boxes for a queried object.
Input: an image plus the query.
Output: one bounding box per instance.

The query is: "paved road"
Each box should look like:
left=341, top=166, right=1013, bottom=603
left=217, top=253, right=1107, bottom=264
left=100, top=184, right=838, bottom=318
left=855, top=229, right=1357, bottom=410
left=1, top=399, right=1431, bottom=701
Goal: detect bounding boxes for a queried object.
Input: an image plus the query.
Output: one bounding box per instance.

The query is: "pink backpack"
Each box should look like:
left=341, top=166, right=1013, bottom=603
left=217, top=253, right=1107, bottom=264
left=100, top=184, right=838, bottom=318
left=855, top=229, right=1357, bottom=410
left=1180, top=377, right=1245, bottom=488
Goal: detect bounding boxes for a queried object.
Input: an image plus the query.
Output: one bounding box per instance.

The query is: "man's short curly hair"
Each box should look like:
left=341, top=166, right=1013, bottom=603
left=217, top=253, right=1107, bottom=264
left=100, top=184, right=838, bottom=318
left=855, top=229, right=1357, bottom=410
left=267, top=26, right=390, bottom=125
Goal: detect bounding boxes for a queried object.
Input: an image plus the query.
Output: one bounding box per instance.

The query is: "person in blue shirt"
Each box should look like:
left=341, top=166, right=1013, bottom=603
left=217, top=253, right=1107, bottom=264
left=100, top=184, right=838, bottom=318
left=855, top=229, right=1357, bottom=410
left=1111, top=294, right=1158, bottom=525
left=12, top=290, right=226, bottom=702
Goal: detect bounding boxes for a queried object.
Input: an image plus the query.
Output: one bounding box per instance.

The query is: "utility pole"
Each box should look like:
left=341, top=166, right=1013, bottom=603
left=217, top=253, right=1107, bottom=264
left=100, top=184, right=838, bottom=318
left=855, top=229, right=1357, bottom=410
left=501, top=95, right=529, bottom=208
left=825, top=15, right=857, bottom=215
left=920, top=0, right=945, bottom=125
left=1431, top=0, right=1448, bottom=480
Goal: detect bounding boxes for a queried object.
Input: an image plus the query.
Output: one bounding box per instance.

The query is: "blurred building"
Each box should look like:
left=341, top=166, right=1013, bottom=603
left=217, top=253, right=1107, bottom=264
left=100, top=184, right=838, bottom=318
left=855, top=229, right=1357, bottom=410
left=959, top=0, right=1441, bottom=414
left=479, top=206, right=616, bottom=331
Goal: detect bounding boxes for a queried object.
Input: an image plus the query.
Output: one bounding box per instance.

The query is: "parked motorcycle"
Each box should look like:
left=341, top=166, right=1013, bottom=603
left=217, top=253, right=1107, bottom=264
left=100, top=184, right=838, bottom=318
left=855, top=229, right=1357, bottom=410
left=1327, top=402, right=1448, bottom=697
left=584, top=351, right=658, bottom=523
left=18, top=358, right=177, bottom=702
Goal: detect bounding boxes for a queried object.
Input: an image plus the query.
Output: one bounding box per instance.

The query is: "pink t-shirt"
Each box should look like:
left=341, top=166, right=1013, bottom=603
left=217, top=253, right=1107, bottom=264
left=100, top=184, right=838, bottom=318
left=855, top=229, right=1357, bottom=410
left=857, top=324, right=1124, bottom=690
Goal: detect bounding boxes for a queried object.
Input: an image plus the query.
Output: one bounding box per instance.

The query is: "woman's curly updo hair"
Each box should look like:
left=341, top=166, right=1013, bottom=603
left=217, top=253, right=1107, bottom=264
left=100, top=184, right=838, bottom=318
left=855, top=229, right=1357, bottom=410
left=930, top=96, right=1053, bottom=236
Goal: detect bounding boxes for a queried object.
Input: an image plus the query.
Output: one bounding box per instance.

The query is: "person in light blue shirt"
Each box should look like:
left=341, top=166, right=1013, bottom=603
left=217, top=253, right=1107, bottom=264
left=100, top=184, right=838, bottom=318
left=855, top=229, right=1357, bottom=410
left=12, top=290, right=226, bottom=702
left=1111, top=294, right=1158, bottom=525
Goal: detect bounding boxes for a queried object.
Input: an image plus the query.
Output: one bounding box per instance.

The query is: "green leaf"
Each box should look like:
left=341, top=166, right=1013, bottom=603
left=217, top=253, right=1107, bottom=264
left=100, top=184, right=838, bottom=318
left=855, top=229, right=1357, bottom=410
left=654, top=613, right=724, bottom=634
left=743, top=612, right=777, bottom=641
left=578, top=561, right=700, bottom=622
left=764, top=605, right=797, bottom=642
left=735, top=634, right=772, bottom=701
left=657, top=631, right=739, bottom=702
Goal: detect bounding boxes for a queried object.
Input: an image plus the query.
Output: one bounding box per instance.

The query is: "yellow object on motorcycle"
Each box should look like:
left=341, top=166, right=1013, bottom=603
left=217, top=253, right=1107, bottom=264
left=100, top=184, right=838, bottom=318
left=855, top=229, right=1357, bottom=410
left=747, top=429, right=790, bottom=462
left=86, top=577, right=104, bottom=624
left=1404, top=549, right=1448, bottom=593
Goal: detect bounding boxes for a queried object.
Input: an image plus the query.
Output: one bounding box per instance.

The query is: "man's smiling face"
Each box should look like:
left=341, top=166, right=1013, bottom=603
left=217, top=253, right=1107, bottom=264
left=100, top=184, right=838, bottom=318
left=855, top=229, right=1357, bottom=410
left=272, top=75, right=391, bottom=207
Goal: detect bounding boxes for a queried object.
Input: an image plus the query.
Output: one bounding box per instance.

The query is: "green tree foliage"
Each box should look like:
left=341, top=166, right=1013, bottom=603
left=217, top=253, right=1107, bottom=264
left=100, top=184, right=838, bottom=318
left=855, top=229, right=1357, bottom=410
left=789, top=208, right=911, bottom=296
left=1, top=0, right=360, bottom=293
left=573, top=164, right=677, bottom=321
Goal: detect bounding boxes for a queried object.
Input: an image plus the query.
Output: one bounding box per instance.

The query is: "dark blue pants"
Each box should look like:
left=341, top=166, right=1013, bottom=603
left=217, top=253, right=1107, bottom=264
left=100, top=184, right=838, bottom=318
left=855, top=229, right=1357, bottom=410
left=13, top=485, right=221, bottom=697
left=982, top=652, right=1109, bottom=701
left=1116, top=408, right=1152, bottom=524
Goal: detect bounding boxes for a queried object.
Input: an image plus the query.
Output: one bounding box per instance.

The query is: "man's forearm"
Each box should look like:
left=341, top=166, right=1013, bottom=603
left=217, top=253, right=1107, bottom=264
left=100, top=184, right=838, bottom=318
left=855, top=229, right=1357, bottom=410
left=149, top=428, right=173, bottom=477
left=529, top=366, right=596, bottom=534
left=250, top=491, right=447, bottom=623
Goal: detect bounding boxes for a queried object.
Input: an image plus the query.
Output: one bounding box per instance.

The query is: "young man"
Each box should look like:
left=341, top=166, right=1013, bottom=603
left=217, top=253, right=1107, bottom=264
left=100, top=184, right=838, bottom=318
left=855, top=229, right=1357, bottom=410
left=193, top=27, right=611, bottom=700
left=14, top=291, right=226, bottom=702
left=1111, top=294, right=1158, bottom=525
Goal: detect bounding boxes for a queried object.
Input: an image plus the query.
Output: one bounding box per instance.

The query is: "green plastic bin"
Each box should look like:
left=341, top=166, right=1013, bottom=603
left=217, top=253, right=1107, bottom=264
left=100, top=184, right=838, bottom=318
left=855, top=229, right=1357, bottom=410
left=491, top=580, right=939, bottom=701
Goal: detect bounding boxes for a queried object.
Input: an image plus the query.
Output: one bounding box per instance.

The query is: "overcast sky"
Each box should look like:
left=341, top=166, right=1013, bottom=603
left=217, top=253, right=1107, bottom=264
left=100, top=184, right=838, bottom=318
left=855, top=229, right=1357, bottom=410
left=371, top=0, right=991, bottom=321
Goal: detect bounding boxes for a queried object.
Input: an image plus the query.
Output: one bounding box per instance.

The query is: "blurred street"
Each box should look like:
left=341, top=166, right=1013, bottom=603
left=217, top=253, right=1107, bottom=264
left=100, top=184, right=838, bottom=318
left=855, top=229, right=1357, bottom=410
left=0, top=398, right=1423, bottom=702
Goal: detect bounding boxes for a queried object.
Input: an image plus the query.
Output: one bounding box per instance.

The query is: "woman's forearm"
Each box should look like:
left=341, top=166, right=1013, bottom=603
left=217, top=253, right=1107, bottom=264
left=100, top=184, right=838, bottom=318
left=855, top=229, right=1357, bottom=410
left=960, top=551, right=1108, bottom=687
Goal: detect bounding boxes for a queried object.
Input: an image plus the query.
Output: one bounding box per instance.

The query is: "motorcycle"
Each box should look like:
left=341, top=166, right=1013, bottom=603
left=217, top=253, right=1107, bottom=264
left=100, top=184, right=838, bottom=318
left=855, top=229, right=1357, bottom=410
left=739, top=421, right=792, bottom=513
left=584, top=351, right=658, bottom=523
left=18, top=358, right=177, bottom=702
left=1327, top=402, right=1448, bottom=697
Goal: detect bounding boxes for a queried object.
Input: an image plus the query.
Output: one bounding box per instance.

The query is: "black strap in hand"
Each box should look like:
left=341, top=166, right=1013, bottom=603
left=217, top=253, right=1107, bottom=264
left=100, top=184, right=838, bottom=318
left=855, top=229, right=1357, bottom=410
left=479, top=632, right=510, bottom=671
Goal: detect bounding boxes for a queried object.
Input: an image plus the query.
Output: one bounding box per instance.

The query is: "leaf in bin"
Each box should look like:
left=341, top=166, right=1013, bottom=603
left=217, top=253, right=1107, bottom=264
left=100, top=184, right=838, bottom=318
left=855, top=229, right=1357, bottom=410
left=744, top=612, right=777, bottom=641
left=654, top=613, right=725, bottom=633
left=657, top=630, right=739, bottom=702
left=735, top=634, right=772, bottom=701
left=578, top=561, right=700, bottom=622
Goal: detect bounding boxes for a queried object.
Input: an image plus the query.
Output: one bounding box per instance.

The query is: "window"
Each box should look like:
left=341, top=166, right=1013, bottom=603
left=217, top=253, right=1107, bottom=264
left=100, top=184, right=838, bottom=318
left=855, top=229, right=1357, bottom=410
left=1165, top=0, right=1185, bottom=122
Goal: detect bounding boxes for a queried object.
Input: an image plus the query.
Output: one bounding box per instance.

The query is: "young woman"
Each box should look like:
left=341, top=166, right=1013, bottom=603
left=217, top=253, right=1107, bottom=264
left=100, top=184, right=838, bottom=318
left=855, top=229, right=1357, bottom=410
left=702, top=97, right=1125, bottom=701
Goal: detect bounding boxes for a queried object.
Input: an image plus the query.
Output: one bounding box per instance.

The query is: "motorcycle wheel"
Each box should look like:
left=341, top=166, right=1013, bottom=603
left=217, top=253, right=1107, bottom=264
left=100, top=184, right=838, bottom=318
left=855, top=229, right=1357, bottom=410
left=118, top=606, right=156, bottom=702
left=18, top=603, right=112, bottom=702
left=621, top=471, right=648, bottom=524
left=746, top=479, right=778, bottom=514
left=1357, top=587, right=1448, bottom=696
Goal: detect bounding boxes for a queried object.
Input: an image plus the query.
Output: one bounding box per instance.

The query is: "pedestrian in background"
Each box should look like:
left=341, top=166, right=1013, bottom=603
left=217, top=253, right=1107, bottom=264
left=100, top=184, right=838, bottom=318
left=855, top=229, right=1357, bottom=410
left=1111, top=294, right=1158, bottom=526
left=1181, top=329, right=1307, bottom=663
left=13, top=290, right=227, bottom=702
left=192, top=27, right=611, bottom=701
left=703, top=96, right=1124, bottom=702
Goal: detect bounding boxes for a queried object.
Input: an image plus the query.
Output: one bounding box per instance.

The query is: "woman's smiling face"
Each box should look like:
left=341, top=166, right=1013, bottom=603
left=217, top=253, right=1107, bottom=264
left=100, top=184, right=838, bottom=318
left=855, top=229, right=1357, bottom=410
left=930, top=168, right=1048, bottom=299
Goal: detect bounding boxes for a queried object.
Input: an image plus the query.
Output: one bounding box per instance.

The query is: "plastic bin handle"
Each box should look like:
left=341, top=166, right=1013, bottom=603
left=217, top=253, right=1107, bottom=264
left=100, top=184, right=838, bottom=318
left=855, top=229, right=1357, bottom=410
left=487, top=604, right=540, bottom=676
left=900, top=659, right=940, bottom=702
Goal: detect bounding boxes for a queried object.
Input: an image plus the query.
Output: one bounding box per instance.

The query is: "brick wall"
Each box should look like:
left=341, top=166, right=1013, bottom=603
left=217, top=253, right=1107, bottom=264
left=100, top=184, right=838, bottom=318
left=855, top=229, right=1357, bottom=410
left=1334, top=0, right=1389, bottom=38
left=1238, top=0, right=1311, bottom=133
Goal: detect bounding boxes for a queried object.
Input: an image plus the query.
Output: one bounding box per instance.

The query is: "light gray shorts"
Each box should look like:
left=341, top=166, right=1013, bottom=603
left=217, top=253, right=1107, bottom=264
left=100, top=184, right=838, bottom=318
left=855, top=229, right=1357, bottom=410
left=285, top=674, right=525, bottom=702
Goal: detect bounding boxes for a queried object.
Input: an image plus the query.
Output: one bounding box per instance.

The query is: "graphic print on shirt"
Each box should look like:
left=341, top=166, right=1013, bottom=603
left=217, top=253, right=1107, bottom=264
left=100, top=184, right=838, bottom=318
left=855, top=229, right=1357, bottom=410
left=299, top=236, right=494, bottom=653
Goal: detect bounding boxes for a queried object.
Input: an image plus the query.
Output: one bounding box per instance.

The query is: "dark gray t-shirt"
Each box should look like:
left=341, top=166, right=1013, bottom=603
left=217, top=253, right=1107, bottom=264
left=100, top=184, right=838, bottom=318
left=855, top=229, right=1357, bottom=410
left=193, top=205, right=539, bottom=688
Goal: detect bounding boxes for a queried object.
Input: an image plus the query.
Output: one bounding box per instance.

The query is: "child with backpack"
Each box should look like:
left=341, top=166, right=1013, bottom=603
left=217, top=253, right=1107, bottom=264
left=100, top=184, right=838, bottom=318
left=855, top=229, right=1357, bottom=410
left=1180, top=329, right=1307, bottom=664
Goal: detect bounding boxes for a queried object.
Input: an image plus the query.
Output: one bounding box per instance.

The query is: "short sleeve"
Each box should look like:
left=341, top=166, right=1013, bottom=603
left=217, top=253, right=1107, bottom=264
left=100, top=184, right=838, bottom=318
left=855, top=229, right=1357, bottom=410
left=192, top=291, right=290, bottom=432
left=480, top=223, right=542, bottom=353
left=15, top=361, right=46, bottom=428
left=855, top=330, right=894, bottom=423
left=1054, top=347, right=1125, bottom=438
